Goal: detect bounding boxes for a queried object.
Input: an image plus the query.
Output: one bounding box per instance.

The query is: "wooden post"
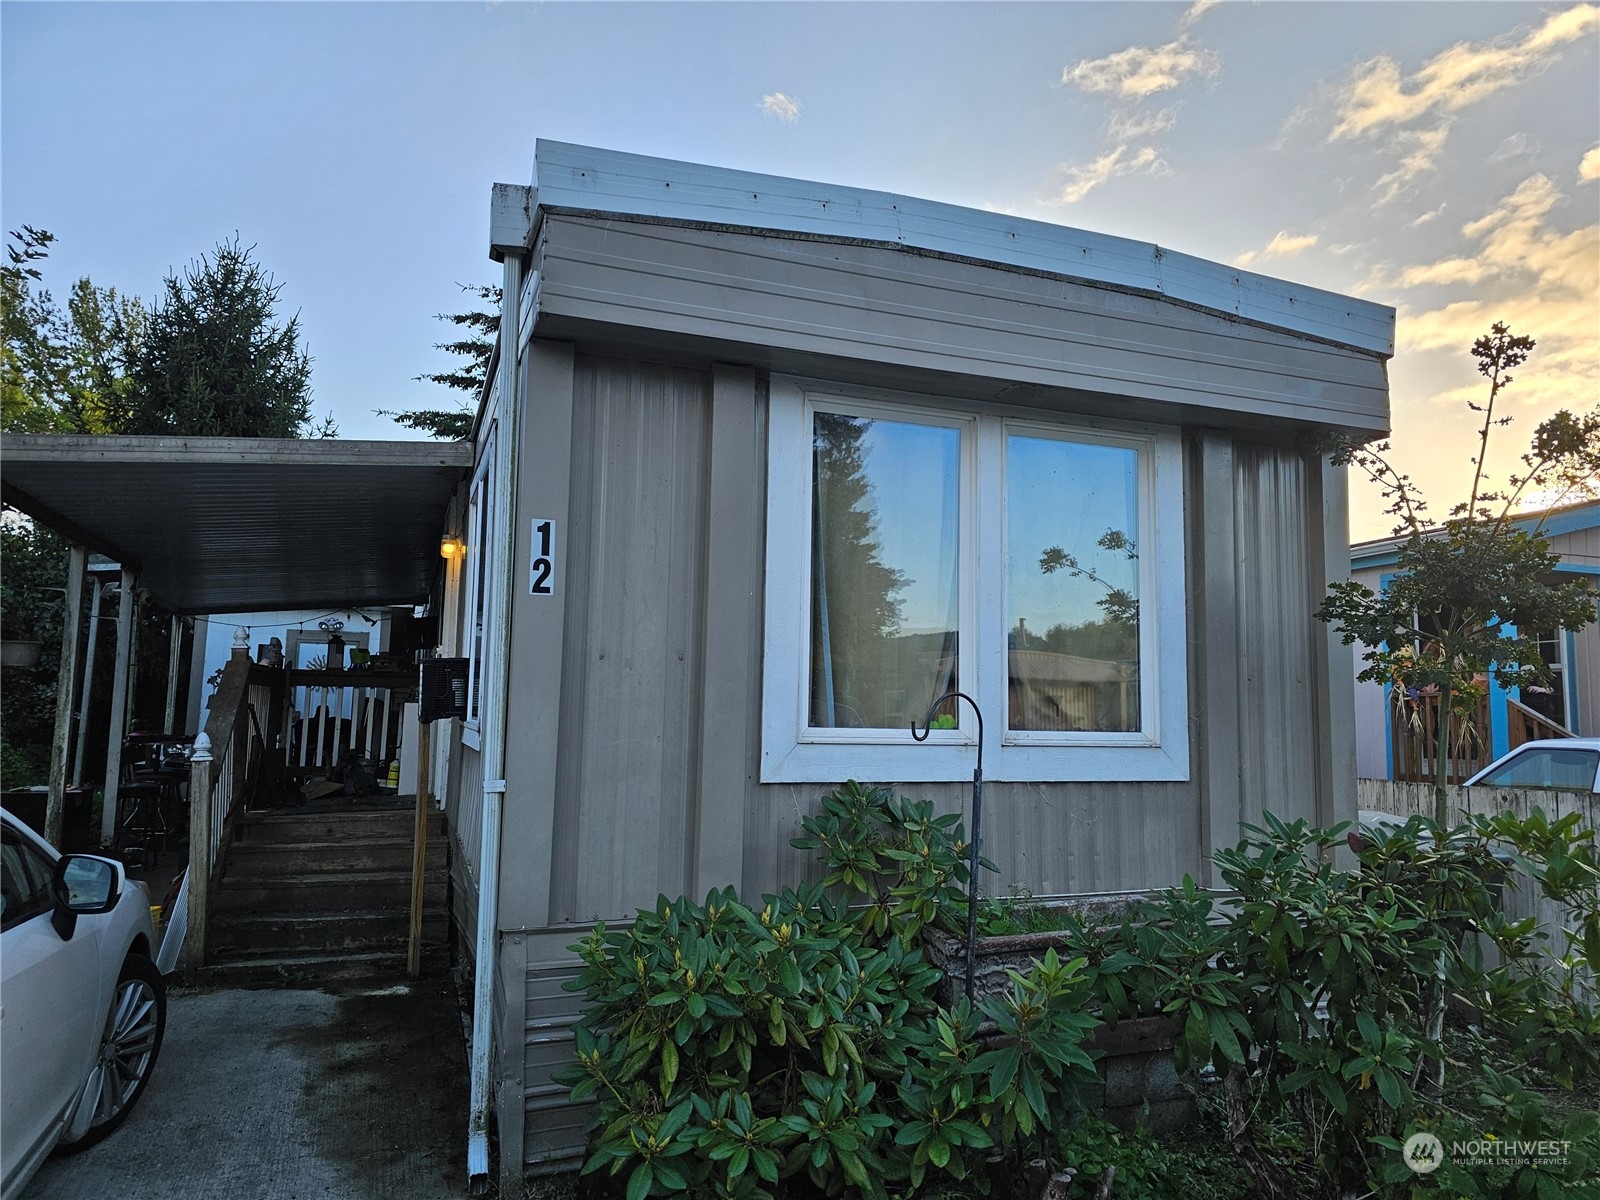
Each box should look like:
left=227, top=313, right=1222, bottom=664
left=407, top=719, right=432, bottom=978
left=100, top=568, right=136, bottom=845
left=164, top=614, right=183, bottom=735
left=46, top=546, right=87, bottom=846
left=184, top=731, right=214, bottom=984
left=71, top=576, right=103, bottom=787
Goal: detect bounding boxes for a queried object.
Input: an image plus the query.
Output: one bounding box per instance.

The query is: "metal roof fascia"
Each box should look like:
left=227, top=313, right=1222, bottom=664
left=530, top=140, right=1396, bottom=358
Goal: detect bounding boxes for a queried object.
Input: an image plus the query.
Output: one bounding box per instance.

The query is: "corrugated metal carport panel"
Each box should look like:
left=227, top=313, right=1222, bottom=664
left=1, top=435, right=471, bottom=614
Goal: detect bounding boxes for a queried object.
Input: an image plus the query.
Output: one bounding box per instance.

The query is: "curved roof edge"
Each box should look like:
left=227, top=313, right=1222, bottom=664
left=527, top=140, right=1395, bottom=359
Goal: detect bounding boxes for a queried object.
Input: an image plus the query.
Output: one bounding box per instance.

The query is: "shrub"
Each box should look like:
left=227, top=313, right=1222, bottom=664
left=558, top=784, right=1101, bottom=1200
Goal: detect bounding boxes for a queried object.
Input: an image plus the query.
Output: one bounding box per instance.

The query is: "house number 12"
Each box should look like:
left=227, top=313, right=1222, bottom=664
left=530, top=519, right=556, bottom=595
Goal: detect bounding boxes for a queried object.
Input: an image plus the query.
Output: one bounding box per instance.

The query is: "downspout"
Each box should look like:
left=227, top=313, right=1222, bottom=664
left=467, top=244, right=524, bottom=1193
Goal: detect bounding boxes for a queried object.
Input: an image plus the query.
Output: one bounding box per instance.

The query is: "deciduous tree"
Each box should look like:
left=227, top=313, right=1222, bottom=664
left=1317, top=323, right=1600, bottom=823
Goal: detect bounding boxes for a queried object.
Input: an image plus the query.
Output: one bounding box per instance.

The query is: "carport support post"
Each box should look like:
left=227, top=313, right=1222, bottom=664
left=71, top=576, right=104, bottom=786
left=100, top=568, right=136, bottom=845
left=45, top=545, right=87, bottom=845
left=164, top=614, right=183, bottom=735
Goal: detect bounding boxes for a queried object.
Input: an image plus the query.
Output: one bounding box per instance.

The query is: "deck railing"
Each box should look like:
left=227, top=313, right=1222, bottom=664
left=1390, top=691, right=1491, bottom=785
left=284, top=667, right=415, bottom=778
left=1392, top=692, right=1573, bottom=785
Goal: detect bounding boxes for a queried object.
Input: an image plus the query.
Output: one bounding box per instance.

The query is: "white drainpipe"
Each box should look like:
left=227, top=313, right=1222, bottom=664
left=467, top=248, right=523, bottom=1193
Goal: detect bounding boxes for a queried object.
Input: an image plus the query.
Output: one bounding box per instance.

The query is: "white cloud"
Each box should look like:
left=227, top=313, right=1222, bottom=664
left=759, top=92, right=800, bottom=123
left=1581, top=146, right=1600, bottom=182
left=1331, top=6, right=1599, bottom=140
left=1061, top=37, right=1220, bottom=100
left=1371, top=125, right=1452, bottom=205
left=1489, top=132, right=1540, bottom=163
left=1056, top=145, right=1162, bottom=204
left=1179, top=0, right=1223, bottom=30
left=1106, top=104, right=1180, bottom=141
left=1408, top=203, right=1447, bottom=228
left=1233, top=230, right=1319, bottom=268
left=1385, top=174, right=1599, bottom=425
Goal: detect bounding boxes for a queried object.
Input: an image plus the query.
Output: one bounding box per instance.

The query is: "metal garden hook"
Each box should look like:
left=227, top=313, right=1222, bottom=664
left=912, top=690, right=985, bottom=1004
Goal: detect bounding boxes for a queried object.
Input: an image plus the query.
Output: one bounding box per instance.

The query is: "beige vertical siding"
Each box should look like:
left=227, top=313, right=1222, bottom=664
left=451, top=745, right=484, bottom=930
left=1231, top=443, right=1321, bottom=829
left=547, top=356, right=712, bottom=923
left=740, top=780, right=1203, bottom=904
left=498, top=355, right=1342, bottom=1171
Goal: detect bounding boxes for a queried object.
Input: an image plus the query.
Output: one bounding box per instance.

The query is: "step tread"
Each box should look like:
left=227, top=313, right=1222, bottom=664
left=217, top=868, right=442, bottom=887
left=195, top=949, right=449, bottom=984
left=238, top=808, right=443, bottom=823
left=232, top=836, right=436, bottom=850
left=210, top=909, right=444, bottom=929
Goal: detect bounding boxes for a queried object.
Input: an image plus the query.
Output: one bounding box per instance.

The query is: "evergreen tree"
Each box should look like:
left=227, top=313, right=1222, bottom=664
left=113, top=238, right=330, bottom=438
left=379, top=283, right=500, bottom=440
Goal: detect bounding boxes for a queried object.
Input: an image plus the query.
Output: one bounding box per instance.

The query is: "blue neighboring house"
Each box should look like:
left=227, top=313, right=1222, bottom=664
left=1349, top=500, right=1600, bottom=782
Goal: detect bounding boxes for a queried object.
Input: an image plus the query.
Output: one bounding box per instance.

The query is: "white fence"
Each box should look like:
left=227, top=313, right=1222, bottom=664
left=1357, top=779, right=1598, bottom=1001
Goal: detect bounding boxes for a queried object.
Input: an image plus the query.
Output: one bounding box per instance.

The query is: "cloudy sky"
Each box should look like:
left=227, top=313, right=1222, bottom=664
left=3, top=1, right=1596, bottom=539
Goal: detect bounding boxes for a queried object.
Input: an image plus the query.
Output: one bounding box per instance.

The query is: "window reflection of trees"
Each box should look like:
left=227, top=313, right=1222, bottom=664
left=809, top=413, right=957, bottom=729
left=1010, top=529, right=1141, bottom=733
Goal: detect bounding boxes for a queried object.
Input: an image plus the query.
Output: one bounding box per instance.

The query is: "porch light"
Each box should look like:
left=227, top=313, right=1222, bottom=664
left=440, top=536, right=464, bottom=560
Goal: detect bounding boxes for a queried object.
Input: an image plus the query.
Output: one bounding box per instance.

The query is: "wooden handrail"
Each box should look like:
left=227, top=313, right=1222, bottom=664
left=183, top=647, right=256, bottom=981
left=1507, top=695, right=1573, bottom=748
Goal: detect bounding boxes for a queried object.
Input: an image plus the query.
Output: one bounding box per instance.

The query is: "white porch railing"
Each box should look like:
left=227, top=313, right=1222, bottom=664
left=181, top=644, right=270, bottom=980
left=285, top=667, right=415, bottom=777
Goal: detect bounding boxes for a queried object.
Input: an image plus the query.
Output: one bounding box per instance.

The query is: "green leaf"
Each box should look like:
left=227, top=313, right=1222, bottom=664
left=660, top=1040, right=679, bottom=1092
left=658, top=1098, right=692, bottom=1140
left=652, top=1161, right=686, bottom=1192
left=626, top=1162, right=654, bottom=1200
left=1207, top=1009, right=1244, bottom=1064
left=1375, top=1068, right=1401, bottom=1109
left=778, top=957, right=803, bottom=995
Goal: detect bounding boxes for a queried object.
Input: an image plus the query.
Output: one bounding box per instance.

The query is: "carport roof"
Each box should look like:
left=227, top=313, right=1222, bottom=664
left=1, top=434, right=471, bottom=615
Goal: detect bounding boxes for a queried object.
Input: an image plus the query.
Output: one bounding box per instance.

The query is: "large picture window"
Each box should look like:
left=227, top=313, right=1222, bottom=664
left=762, top=379, right=1188, bottom=783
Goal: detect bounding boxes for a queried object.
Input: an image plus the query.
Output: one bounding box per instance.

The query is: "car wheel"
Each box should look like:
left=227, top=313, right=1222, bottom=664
left=56, top=954, right=166, bottom=1153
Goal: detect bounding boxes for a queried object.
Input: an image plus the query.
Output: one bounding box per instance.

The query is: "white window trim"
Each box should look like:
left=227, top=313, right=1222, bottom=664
left=760, top=376, right=1189, bottom=784
left=461, top=424, right=498, bottom=750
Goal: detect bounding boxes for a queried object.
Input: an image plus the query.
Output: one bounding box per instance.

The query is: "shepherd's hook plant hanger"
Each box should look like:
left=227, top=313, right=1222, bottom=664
left=912, top=690, right=985, bottom=1004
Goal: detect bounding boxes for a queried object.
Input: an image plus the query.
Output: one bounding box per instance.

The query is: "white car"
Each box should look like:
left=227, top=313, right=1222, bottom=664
left=1462, top=737, right=1600, bottom=794
left=1, top=809, right=166, bottom=1199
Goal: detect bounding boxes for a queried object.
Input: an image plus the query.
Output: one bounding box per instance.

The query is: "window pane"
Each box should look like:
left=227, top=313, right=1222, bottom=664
left=1520, top=628, right=1567, bottom=729
left=1007, top=434, right=1140, bottom=733
left=1478, top=748, right=1597, bottom=790
left=810, top=411, right=959, bottom=730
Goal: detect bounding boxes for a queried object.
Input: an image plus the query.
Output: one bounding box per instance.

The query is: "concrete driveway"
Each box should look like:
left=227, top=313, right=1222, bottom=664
left=25, top=977, right=470, bottom=1200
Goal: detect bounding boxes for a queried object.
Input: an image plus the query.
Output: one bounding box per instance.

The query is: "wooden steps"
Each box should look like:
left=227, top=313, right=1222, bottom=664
left=198, top=804, right=449, bottom=986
